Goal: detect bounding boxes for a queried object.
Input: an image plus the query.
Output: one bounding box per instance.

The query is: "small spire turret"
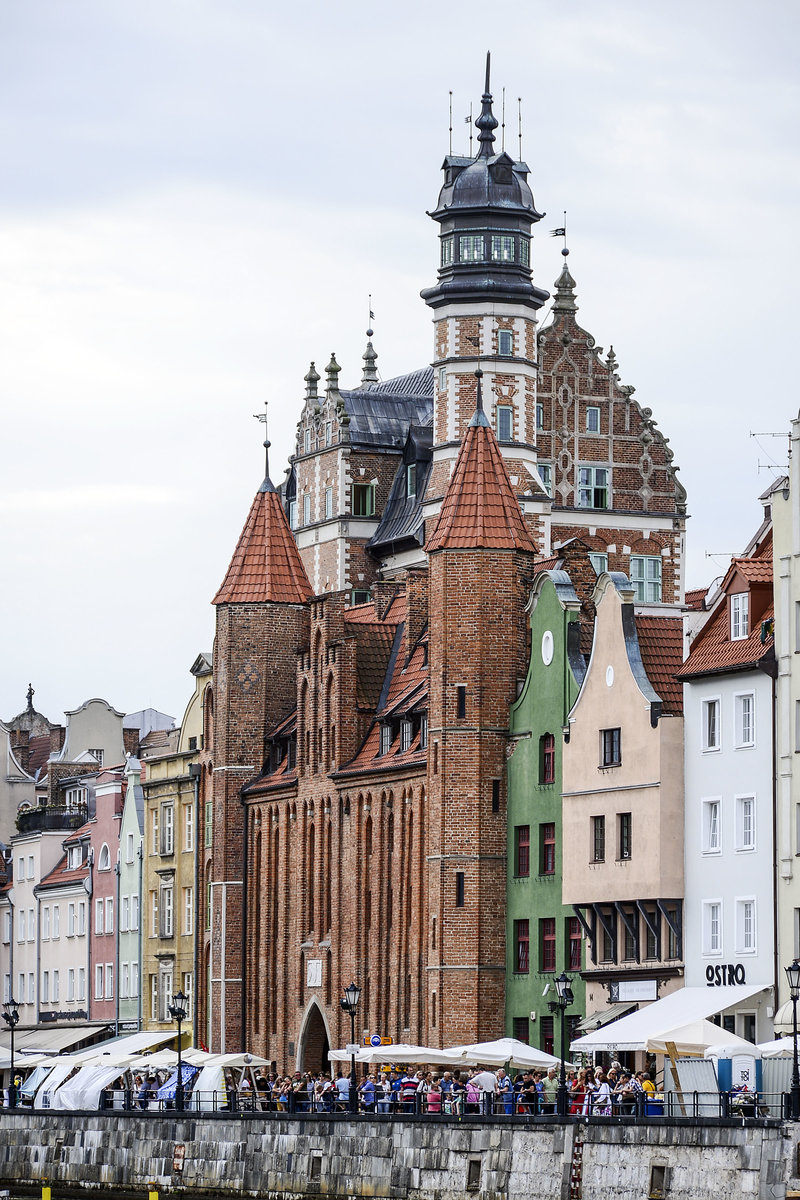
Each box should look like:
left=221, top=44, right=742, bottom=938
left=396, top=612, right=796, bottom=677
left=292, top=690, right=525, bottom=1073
left=304, top=361, right=320, bottom=401
left=552, top=250, right=578, bottom=314
left=475, top=51, right=498, bottom=158
left=361, top=329, right=379, bottom=386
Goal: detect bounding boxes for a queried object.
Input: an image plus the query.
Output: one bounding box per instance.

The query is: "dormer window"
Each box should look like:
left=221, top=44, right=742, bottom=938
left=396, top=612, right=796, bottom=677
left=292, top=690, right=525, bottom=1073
left=400, top=720, right=413, bottom=752
left=491, top=235, right=514, bottom=262
left=731, top=593, right=749, bottom=641
left=379, top=725, right=392, bottom=756
left=353, top=483, right=375, bottom=517
left=67, top=846, right=82, bottom=870
left=440, top=237, right=454, bottom=266
left=459, top=235, right=484, bottom=262
left=406, top=464, right=417, bottom=498
left=497, top=330, right=513, bottom=356
left=420, top=715, right=428, bottom=751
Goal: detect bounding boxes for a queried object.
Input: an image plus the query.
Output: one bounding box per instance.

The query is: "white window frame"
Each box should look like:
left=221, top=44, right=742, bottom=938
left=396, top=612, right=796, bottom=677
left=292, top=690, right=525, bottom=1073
left=703, top=900, right=723, bottom=956
left=95, top=898, right=104, bottom=935
left=537, top=463, right=552, bottom=496
left=150, top=975, right=158, bottom=1021
left=97, top=843, right=110, bottom=871
left=161, top=883, right=174, bottom=938
left=400, top=720, right=412, bottom=753
left=78, top=967, right=85, bottom=1001
left=184, top=886, right=193, bottom=936
left=731, top=592, right=749, bottom=641
left=53, top=905, right=60, bottom=938
left=42, top=906, right=50, bottom=941
left=586, top=406, right=600, bottom=433
left=131, top=962, right=139, bottom=998
left=303, top=493, right=312, bottom=525
left=440, top=236, right=454, bottom=266
left=28, top=972, right=34, bottom=1003
left=161, top=803, right=174, bottom=855
left=95, top=963, right=104, bottom=1000
left=736, top=794, right=756, bottom=852
left=379, top=725, right=392, bottom=756
left=183, top=972, right=193, bottom=1019
left=121, top=962, right=130, bottom=999
left=150, top=807, right=158, bottom=853
left=734, top=692, right=755, bottom=749
left=27, top=855, right=35, bottom=880
left=121, top=895, right=129, bottom=932
left=67, top=968, right=75, bottom=1002
left=459, top=234, right=484, bottom=262
left=17, top=910, right=25, bottom=943
left=702, top=697, right=721, bottom=752
left=52, top=970, right=59, bottom=1001
left=324, top=485, right=333, bottom=520
left=42, top=970, right=50, bottom=1003
left=131, top=894, right=139, bottom=932
left=105, top=897, right=113, bottom=934
left=105, top=963, right=113, bottom=1000
left=589, top=552, right=608, bottom=576
left=2, top=911, right=11, bottom=944
left=150, top=890, right=158, bottom=937
left=735, top=897, right=757, bottom=955
left=630, top=555, right=662, bottom=603
left=78, top=901, right=86, bottom=936
left=27, top=908, right=35, bottom=941
left=577, top=466, right=609, bottom=509
left=67, top=902, right=76, bottom=937
left=702, top=798, right=722, bottom=855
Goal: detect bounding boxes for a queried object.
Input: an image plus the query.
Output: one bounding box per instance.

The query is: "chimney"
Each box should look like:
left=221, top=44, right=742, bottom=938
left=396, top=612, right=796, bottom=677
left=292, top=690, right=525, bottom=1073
left=50, top=724, right=65, bottom=755
left=404, top=567, right=429, bottom=663
left=123, top=728, right=140, bottom=757
left=11, top=729, right=30, bottom=773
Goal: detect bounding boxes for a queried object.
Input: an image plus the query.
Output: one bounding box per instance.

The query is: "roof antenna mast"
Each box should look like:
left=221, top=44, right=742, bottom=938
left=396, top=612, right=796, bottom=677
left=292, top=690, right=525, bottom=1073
left=501, top=87, right=506, bottom=151
left=518, top=96, right=523, bottom=160
left=449, top=90, right=453, bottom=155
left=468, top=101, right=473, bottom=156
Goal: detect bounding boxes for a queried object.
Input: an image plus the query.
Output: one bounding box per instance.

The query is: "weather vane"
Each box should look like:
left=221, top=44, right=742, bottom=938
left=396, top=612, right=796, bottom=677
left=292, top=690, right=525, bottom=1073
left=253, top=400, right=270, bottom=478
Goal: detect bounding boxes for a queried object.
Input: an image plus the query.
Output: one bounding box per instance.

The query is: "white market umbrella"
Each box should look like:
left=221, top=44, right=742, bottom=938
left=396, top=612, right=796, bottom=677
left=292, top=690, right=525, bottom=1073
left=646, top=1020, right=759, bottom=1058
left=447, top=1037, right=564, bottom=1069
left=329, top=1043, right=462, bottom=1066
left=757, top=1038, right=794, bottom=1059
left=206, top=1052, right=272, bottom=1068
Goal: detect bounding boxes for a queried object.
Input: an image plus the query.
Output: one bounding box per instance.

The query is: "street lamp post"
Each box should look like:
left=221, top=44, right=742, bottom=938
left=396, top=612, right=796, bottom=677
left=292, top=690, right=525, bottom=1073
left=2, top=997, right=20, bottom=1108
left=786, top=960, right=800, bottom=1120
left=168, top=990, right=189, bottom=1113
left=340, top=982, right=361, bottom=1115
left=552, top=972, right=574, bottom=1118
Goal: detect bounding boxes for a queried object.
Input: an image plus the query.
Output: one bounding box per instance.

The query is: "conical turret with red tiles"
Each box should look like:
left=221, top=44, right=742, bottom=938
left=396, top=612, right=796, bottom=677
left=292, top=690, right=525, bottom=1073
left=206, top=436, right=311, bottom=1054
left=424, top=374, right=536, bottom=1045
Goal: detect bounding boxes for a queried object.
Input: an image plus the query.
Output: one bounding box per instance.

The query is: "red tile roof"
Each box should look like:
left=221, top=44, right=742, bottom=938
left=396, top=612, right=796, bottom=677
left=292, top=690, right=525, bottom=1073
left=38, top=853, right=90, bottom=890
left=213, top=481, right=313, bottom=605
left=679, top=603, right=774, bottom=678
left=635, top=616, right=684, bottom=715
left=684, top=587, right=708, bottom=612
left=534, top=554, right=562, bottom=575
left=426, top=415, right=537, bottom=553
left=353, top=625, right=399, bottom=709
left=729, top=557, right=773, bottom=585
left=339, top=636, right=429, bottom=776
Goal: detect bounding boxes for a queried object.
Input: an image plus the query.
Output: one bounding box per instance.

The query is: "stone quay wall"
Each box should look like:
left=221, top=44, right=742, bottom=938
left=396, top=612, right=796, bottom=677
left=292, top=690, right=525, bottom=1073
left=1, top=1112, right=799, bottom=1200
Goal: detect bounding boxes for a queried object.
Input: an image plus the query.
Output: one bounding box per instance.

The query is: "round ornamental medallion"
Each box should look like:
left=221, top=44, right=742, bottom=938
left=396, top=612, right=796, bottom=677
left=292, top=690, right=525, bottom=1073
left=606, top=665, right=615, bottom=688
left=541, top=631, right=554, bottom=666
left=237, top=660, right=261, bottom=692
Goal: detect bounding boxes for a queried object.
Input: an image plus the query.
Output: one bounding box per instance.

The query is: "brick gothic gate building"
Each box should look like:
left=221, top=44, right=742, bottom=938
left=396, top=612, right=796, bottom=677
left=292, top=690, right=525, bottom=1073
left=200, top=61, right=687, bottom=1064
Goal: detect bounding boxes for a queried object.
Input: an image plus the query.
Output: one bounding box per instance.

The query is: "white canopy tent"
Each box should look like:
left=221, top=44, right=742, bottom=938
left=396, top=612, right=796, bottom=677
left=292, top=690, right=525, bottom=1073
left=758, top=1038, right=795, bottom=1059
left=446, top=1038, right=564, bottom=1070
left=329, top=1043, right=464, bottom=1065
left=570, top=985, right=766, bottom=1053
left=644, top=1020, right=760, bottom=1058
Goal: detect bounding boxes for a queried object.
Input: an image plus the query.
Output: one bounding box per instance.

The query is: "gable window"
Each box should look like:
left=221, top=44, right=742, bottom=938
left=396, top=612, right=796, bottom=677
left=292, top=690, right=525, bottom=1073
left=540, top=917, right=556, bottom=972
left=67, top=845, right=82, bottom=869
left=702, top=698, right=721, bottom=751
left=379, top=724, right=392, bottom=756
left=731, top=592, right=749, bottom=640
left=618, top=812, right=632, bottom=860
left=591, top=815, right=605, bottom=862
left=537, top=463, right=552, bottom=496
left=514, top=825, right=530, bottom=877
left=539, top=823, right=556, bottom=875
left=586, top=406, right=600, bottom=433
left=89, top=748, right=104, bottom=766
left=400, top=720, right=412, bottom=752
left=459, top=234, right=484, bottom=262
left=406, top=464, right=417, bottom=498
left=736, top=795, right=756, bottom=851
left=589, top=552, right=608, bottom=576
left=514, top=919, right=529, bottom=973
left=496, top=405, right=513, bottom=441
left=601, top=727, right=621, bottom=767
left=491, top=235, right=515, bottom=262
left=735, top=693, right=755, bottom=747
left=540, top=733, right=556, bottom=784
left=630, top=555, right=662, bottom=603
left=353, top=483, right=375, bottom=517
left=702, top=798, right=721, bottom=854
left=441, top=236, right=454, bottom=266
left=578, top=466, right=609, bottom=509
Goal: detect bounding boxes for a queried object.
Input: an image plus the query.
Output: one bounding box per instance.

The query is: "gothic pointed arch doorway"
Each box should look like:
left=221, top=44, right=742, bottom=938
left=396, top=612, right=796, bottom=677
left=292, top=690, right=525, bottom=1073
left=297, top=999, right=331, bottom=1073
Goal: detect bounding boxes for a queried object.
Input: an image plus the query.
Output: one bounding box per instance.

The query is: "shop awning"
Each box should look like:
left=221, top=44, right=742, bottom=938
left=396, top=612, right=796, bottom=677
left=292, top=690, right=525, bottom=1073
left=576, top=1002, right=637, bottom=1033
left=1, top=1025, right=111, bottom=1055
left=570, top=984, right=768, bottom=1053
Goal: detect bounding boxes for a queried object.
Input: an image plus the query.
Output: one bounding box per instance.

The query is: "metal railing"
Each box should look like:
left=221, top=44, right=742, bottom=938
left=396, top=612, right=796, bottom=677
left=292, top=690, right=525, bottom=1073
left=81, top=1087, right=787, bottom=1121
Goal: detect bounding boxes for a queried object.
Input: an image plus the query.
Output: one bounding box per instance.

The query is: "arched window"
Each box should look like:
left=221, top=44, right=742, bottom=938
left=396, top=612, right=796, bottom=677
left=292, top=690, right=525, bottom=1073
left=98, top=843, right=111, bottom=871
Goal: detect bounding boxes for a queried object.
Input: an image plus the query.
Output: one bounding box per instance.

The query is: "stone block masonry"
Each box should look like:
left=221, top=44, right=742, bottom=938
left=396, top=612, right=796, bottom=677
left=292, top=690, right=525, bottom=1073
left=0, top=1114, right=796, bottom=1200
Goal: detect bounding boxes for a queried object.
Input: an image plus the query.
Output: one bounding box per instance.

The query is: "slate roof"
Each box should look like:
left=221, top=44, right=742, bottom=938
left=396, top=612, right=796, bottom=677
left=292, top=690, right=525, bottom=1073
left=368, top=427, right=433, bottom=554
left=426, top=414, right=537, bottom=553
left=367, top=368, right=434, bottom=398
left=340, top=388, right=432, bottom=451
left=635, top=616, right=684, bottom=715
left=213, top=479, right=313, bottom=606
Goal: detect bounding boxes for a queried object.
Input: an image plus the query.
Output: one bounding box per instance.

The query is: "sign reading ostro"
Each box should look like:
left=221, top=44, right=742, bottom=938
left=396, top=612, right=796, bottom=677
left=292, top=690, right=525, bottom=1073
left=706, top=963, right=746, bottom=986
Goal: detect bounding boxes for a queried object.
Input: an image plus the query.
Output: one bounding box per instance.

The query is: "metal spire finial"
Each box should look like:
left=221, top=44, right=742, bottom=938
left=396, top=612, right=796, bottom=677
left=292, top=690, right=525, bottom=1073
left=361, top=298, right=379, bottom=386
left=475, top=51, right=498, bottom=158
left=469, top=368, right=490, bottom=428
left=253, top=400, right=272, bottom=485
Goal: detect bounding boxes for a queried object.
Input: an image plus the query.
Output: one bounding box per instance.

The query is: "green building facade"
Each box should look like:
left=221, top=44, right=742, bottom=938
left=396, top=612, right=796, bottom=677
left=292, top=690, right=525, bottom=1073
left=505, top=570, right=586, bottom=1055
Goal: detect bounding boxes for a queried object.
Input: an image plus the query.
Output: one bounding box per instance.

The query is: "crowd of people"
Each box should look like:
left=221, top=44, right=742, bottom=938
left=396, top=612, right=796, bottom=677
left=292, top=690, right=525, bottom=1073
left=241, top=1062, right=659, bottom=1116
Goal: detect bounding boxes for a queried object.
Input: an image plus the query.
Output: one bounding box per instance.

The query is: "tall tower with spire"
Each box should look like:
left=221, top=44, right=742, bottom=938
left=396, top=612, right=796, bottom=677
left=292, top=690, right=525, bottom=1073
left=421, top=53, right=551, bottom=548
left=424, top=373, right=537, bottom=1043
left=207, top=440, right=312, bottom=1052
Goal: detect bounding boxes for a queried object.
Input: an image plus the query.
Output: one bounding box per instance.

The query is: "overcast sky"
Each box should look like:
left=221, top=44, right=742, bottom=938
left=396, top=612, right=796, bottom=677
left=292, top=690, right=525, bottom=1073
left=1, top=0, right=797, bottom=726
